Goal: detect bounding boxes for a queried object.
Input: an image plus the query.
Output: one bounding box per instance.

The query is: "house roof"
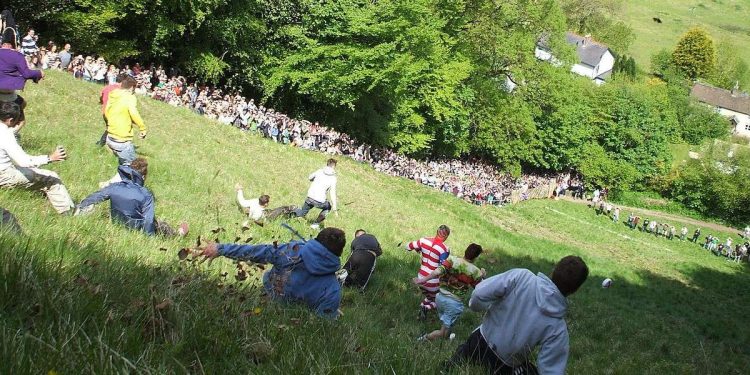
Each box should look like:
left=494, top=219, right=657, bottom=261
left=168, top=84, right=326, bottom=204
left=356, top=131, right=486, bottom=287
left=565, top=32, right=610, bottom=67
left=690, top=83, right=750, bottom=115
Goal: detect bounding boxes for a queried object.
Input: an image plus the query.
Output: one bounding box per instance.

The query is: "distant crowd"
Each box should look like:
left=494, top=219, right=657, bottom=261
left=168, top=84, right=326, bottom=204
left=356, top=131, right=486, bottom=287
left=21, top=39, right=571, bottom=206
left=590, top=192, right=750, bottom=263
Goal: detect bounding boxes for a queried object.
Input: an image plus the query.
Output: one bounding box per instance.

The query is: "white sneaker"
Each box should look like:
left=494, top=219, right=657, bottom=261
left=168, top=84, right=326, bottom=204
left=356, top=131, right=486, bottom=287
left=310, top=223, right=320, bottom=230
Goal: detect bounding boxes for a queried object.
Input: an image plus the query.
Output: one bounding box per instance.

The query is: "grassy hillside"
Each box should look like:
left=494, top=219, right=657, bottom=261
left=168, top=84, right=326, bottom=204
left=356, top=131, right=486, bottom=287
left=1, top=72, right=749, bottom=374
left=618, top=0, right=750, bottom=71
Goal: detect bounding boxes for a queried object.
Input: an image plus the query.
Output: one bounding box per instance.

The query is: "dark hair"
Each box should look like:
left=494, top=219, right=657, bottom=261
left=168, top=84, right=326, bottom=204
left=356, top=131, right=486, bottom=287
left=327, top=158, right=337, bottom=167
left=354, top=229, right=366, bottom=237
left=116, top=73, right=128, bottom=83
left=464, top=243, right=483, bottom=261
left=259, top=195, right=270, bottom=206
left=550, top=256, right=589, bottom=296
left=120, top=76, right=137, bottom=90
left=437, top=224, right=450, bottom=239
left=316, top=227, right=346, bottom=257
left=130, top=157, right=148, bottom=179
left=0, top=101, right=20, bottom=122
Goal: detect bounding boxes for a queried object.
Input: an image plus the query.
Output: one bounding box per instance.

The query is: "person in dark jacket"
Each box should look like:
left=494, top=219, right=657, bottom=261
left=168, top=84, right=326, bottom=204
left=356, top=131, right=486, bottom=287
left=199, top=227, right=346, bottom=319
left=341, top=229, right=382, bottom=289
left=75, top=158, right=187, bottom=237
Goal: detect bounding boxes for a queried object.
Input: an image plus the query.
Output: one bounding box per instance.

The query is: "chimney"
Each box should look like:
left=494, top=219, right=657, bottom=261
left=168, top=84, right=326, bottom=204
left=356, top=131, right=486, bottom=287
left=731, top=81, right=740, bottom=97
left=583, top=34, right=592, bottom=46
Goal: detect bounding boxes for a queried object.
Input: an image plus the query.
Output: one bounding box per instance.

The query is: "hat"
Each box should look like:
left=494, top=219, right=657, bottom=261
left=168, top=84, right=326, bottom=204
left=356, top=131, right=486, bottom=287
left=1, top=27, right=17, bottom=49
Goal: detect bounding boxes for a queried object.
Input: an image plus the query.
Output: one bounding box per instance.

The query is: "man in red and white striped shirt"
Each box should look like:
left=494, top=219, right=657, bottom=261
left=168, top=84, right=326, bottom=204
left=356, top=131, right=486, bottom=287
left=406, top=225, right=451, bottom=313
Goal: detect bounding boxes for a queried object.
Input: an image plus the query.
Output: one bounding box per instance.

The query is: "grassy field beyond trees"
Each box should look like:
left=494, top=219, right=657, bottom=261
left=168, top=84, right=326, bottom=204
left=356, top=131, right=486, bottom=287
left=618, top=0, right=750, bottom=71
left=1, top=73, right=749, bottom=374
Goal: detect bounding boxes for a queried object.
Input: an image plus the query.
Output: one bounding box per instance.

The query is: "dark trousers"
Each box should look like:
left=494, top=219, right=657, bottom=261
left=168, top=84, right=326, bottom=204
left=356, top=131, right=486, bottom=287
left=295, top=198, right=331, bottom=223
left=342, top=250, right=377, bottom=289
left=96, top=115, right=108, bottom=145
left=447, top=328, right=538, bottom=375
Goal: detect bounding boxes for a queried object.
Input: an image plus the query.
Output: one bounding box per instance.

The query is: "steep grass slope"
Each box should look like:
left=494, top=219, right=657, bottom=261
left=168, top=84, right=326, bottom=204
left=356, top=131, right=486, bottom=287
left=1, top=72, right=748, bottom=374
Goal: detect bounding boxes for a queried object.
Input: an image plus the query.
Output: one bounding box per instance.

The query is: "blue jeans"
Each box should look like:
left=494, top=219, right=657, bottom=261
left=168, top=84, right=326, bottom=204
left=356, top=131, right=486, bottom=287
left=295, top=197, right=331, bottom=223
left=106, top=137, right=136, bottom=166
left=436, top=292, right=464, bottom=328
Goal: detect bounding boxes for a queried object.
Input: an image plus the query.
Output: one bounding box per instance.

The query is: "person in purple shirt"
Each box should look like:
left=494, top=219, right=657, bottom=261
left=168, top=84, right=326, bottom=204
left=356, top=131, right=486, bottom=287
left=0, top=27, right=43, bottom=131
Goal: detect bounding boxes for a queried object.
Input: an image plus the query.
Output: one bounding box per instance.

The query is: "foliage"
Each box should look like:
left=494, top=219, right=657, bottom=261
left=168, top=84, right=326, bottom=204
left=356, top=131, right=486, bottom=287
left=560, top=0, right=634, bottom=53
left=613, top=54, right=637, bottom=79
left=672, top=28, right=716, bottom=80
left=666, top=143, right=750, bottom=226
left=707, top=41, right=750, bottom=91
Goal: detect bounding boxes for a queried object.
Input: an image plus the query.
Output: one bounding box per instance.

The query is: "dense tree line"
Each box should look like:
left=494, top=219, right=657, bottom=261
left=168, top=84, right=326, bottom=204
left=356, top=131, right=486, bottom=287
left=8, top=0, right=738, bottom=193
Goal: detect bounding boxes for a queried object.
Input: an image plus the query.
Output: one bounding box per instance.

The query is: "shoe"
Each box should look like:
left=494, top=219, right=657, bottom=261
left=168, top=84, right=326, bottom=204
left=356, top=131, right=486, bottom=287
left=178, top=222, right=189, bottom=237
left=416, top=334, right=429, bottom=342
left=310, top=223, right=320, bottom=230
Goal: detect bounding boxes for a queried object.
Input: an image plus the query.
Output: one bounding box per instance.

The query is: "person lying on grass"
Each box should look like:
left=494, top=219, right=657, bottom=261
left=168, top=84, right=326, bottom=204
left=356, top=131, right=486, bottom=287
left=413, top=243, right=485, bottom=341
left=235, top=183, right=297, bottom=226
left=75, top=157, right=188, bottom=237
left=341, top=229, right=382, bottom=290
left=199, top=227, right=346, bottom=319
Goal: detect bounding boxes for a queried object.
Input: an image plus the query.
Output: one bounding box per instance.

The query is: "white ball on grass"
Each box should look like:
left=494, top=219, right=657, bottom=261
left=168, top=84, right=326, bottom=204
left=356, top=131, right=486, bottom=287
left=601, top=278, right=613, bottom=288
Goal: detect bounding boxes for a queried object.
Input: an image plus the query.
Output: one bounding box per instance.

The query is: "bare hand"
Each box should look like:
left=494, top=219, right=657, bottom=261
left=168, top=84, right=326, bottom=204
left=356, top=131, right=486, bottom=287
left=199, top=242, right=220, bottom=260
left=49, top=147, right=66, bottom=162
left=235, top=183, right=243, bottom=191
left=412, top=277, right=425, bottom=285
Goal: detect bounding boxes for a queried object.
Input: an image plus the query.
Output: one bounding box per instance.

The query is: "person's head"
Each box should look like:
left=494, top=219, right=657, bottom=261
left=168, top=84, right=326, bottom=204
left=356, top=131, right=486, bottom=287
left=120, top=76, right=137, bottom=91
left=258, top=195, right=270, bottom=207
left=0, top=101, right=20, bottom=127
left=327, top=158, right=337, bottom=168
left=354, top=229, right=366, bottom=237
left=26, top=29, right=33, bottom=37
left=130, top=158, right=148, bottom=180
left=1, top=27, right=16, bottom=49
left=315, top=227, right=346, bottom=257
left=64, top=43, right=70, bottom=51
left=550, top=255, right=589, bottom=296
left=464, top=243, right=483, bottom=261
left=116, top=73, right=128, bottom=83
left=436, top=225, right=450, bottom=240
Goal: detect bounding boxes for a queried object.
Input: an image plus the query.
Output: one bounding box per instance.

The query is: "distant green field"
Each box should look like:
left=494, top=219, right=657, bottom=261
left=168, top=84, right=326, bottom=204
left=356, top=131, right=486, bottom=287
left=618, top=0, right=750, bottom=69
left=1, top=72, right=749, bottom=373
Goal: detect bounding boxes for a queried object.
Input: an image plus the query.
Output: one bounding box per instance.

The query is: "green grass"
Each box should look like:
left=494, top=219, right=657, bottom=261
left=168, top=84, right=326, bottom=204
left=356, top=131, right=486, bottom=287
left=618, top=0, right=750, bottom=70
left=1, top=72, right=749, bottom=374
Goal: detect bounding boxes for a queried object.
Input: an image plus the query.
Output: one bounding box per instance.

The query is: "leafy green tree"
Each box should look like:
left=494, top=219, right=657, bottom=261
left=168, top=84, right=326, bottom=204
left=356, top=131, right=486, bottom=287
left=560, top=0, right=634, bottom=53
left=708, top=41, right=750, bottom=91
left=672, top=27, right=716, bottom=80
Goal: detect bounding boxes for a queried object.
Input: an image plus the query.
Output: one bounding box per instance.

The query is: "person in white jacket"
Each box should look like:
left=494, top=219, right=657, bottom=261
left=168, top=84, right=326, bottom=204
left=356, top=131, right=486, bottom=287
left=235, top=183, right=269, bottom=226
left=445, top=255, right=589, bottom=375
left=0, top=102, right=74, bottom=214
left=295, top=158, right=337, bottom=229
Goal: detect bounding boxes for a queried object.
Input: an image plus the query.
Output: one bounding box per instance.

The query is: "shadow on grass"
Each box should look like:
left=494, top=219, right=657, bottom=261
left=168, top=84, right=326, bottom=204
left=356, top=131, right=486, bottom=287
left=1, top=232, right=749, bottom=374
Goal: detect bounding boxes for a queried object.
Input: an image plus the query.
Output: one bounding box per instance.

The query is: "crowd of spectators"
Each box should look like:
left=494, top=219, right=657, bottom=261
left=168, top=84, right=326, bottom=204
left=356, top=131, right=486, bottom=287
left=31, top=38, right=569, bottom=206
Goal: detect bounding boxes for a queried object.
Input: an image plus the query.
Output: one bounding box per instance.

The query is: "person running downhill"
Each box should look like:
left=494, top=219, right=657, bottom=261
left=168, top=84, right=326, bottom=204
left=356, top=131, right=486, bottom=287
left=406, top=225, right=451, bottom=317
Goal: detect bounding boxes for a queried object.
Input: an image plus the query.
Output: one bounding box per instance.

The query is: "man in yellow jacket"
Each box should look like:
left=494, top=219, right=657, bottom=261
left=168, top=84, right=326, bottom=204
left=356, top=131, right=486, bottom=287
left=102, top=76, right=146, bottom=186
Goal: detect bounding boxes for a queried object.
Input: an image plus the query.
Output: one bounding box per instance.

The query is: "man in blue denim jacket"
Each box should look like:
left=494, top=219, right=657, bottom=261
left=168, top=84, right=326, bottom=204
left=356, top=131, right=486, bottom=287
left=200, top=227, right=346, bottom=319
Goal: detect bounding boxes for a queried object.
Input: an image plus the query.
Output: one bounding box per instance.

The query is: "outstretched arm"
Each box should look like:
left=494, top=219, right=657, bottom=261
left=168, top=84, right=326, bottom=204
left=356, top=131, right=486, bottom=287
left=78, top=186, right=114, bottom=210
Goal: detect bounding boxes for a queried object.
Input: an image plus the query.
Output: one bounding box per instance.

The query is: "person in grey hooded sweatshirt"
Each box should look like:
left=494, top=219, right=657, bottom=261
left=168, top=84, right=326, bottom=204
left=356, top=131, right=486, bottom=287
left=295, top=158, right=338, bottom=228
left=445, top=255, right=589, bottom=375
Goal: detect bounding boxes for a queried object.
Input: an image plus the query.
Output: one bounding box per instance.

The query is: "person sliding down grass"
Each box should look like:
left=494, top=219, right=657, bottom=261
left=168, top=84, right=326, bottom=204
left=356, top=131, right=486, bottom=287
left=406, top=225, right=451, bottom=316
left=199, top=227, right=346, bottom=319
left=76, top=158, right=188, bottom=237
left=295, top=158, right=338, bottom=229
left=413, top=243, right=485, bottom=341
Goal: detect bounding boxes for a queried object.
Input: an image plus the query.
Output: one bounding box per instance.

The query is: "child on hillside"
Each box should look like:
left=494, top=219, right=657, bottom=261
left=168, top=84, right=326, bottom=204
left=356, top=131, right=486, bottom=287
left=414, top=243, right=485, bottom=341
left=406, top=225, right=451, bottom=316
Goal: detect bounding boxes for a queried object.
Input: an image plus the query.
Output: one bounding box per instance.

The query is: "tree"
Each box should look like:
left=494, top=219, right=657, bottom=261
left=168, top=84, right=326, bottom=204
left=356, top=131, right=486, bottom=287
left=708, top=41, right=750, bottom=91
left=672, top=28, right=716, bottom=80
left=560, top=0, right=634, bottom=53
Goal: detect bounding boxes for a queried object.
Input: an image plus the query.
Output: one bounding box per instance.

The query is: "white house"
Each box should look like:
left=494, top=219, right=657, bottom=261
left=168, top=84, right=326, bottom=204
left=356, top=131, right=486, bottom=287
left=690, top=82, right=750, bottom=138
left=535, top=32, right=615, bottom=85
